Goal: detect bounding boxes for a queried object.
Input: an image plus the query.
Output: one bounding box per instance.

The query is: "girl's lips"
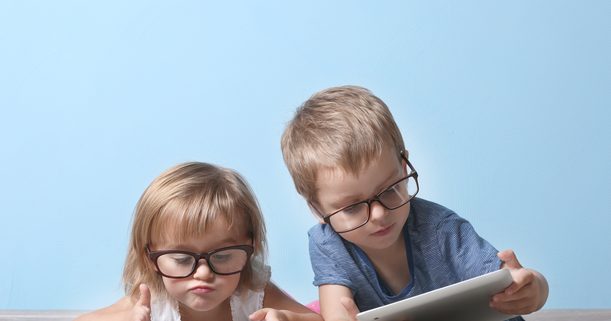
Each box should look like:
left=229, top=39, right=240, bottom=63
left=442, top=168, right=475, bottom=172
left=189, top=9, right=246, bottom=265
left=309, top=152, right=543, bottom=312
left=189, top=285, right=214, bottom=294
left=371, top=223, right=394, bottom=236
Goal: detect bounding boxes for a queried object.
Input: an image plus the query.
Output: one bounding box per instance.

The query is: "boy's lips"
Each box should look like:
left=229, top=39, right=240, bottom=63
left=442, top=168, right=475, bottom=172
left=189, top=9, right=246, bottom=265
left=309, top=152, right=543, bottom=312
left=371, top=223, right=394, bottom=236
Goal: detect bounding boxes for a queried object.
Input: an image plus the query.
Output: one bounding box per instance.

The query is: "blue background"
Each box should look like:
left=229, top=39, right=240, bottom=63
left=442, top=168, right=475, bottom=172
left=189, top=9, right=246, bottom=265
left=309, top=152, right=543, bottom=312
left=1, top=0, right=609, bottom=310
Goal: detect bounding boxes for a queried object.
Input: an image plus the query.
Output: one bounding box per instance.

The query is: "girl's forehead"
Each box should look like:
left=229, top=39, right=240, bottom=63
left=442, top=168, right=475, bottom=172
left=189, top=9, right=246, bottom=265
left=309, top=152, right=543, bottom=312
left=152, top=234, right=252, bottom=251
left=150, top=216, right=251, bottom=249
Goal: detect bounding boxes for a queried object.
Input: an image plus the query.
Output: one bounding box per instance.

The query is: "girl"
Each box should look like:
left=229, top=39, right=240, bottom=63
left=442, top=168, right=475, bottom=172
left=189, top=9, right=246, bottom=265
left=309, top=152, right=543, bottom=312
left=76, top=162, right=322, bottom=321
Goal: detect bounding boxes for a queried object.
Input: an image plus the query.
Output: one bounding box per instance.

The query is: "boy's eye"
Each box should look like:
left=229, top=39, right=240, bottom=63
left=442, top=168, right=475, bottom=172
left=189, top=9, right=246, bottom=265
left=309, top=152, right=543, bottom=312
left=379, top=188, right=396, bottom=200
left=340, top=203, right=365, bottom=216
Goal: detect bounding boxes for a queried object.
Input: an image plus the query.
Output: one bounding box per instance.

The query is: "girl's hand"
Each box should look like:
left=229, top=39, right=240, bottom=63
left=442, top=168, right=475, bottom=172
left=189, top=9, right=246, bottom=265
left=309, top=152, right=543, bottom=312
left=249, top=308, right=289, bottom=321
left=130, top=284, right=152, bottom=321
left=490, top=250, right=548, bottom=315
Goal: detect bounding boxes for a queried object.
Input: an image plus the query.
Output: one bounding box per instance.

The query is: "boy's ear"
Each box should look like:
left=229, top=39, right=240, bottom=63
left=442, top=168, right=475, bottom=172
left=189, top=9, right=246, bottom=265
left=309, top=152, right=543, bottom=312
left=307, top=201, right=327, bottom=224
left=401, top=149, right=409, bottom=175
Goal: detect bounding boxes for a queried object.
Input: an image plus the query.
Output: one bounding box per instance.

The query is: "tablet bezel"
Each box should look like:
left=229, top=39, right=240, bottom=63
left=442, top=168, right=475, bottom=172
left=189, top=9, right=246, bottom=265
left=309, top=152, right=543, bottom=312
left=356, top=269, right=516, bottom=321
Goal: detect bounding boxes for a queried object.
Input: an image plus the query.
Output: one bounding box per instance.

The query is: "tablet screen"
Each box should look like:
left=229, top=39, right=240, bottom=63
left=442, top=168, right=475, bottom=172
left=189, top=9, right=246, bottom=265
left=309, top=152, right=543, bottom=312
left=356, top=269, right=516, bottom=321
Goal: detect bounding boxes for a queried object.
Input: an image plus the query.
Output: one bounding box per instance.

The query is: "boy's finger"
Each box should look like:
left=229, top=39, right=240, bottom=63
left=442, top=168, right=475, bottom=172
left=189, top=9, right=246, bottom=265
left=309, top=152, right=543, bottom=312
left=137, top=284, right=151, bottom=308
left=491, top=299, right=532, bottom=315
left=340, top=296, right=360, bottom=319
left=492, top=282, right=532, bottom=303
left=497, top=249, right=523, bottom=269
left=506, top=269, right=535, bottom=294
left=498, top=268, right=535, bottom=296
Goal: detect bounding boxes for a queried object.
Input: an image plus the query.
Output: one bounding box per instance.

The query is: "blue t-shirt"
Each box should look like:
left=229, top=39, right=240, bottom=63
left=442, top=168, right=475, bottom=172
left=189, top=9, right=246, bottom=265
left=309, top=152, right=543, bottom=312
left=308, top=197, right=524, bottom=321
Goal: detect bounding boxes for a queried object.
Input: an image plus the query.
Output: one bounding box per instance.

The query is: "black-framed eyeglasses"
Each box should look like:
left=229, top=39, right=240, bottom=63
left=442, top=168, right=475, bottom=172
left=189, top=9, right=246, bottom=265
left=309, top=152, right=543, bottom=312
left=317, top=152, right=419, bottom=233
left=147, top=244, right=254, bottom=278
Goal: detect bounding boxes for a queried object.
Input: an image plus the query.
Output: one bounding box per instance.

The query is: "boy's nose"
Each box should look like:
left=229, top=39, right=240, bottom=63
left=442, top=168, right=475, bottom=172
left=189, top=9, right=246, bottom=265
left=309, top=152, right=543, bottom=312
left=192, top=259, right=215, bottom=280
left=368, top=200, right=387, bottom=223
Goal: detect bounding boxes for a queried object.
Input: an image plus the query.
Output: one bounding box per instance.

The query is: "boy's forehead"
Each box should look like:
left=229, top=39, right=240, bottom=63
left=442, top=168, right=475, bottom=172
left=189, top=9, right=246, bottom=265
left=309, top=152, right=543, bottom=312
left=314, top=148, right=403, bottom=203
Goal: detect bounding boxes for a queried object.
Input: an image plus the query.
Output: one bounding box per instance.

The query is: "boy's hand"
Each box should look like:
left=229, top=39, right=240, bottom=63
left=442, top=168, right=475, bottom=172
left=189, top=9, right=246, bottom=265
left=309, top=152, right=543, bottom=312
left=131, top=284, right=152, bottom=321
left=491, top=250, right=548, bottom=315
left=249, top=308, right=289, bottom=321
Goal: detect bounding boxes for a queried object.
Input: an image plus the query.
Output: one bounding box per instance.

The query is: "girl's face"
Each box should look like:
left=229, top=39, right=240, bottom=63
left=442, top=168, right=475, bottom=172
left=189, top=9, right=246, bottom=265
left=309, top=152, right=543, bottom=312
left=149, top=220, right=251, bottom=316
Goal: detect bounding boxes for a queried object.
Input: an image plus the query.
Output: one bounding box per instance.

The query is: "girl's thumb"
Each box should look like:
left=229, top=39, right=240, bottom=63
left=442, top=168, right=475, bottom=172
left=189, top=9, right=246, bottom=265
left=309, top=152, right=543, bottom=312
left=137, top=283, right=151, bottom=308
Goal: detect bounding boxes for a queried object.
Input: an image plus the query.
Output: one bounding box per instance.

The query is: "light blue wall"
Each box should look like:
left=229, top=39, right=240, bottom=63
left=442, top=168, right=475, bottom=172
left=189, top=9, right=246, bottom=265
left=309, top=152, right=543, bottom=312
left=1, top=0, right=609, bottom=310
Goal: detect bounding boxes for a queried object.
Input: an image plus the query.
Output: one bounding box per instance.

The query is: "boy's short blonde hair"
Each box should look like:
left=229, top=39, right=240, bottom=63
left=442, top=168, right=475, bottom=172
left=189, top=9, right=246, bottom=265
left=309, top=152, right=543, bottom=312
left=281, top=85, right=405, bottom=203
left=122, top=162, right=268, bottom=299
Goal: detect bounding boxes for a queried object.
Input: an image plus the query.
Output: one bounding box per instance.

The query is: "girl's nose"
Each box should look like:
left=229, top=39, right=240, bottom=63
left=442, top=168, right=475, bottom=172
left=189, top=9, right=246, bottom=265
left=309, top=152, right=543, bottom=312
left=192, top=259, right=215, bottom=280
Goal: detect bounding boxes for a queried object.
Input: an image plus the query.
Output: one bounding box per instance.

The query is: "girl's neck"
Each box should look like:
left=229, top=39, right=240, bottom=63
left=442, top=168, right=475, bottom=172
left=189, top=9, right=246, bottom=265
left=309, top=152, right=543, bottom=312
left=179, top=298, right=232, bottom=321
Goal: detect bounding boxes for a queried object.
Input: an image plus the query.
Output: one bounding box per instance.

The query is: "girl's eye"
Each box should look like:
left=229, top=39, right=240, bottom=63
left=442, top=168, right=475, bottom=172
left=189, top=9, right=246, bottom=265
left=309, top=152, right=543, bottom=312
left=167, top=254, right=193, bottom=265
left=175, top=258, right=191, bottom=264
left=212, top=253, right=232, bottom=262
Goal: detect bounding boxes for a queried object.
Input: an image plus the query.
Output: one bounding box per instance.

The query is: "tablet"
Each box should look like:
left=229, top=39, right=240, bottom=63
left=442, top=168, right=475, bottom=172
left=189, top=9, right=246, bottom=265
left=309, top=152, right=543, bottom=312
left=356, top=269, right=516, bottom=321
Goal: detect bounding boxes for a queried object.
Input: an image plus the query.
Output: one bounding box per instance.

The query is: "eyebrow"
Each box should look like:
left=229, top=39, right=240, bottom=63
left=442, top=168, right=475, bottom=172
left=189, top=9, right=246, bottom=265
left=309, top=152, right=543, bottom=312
left=329, top=167, right=401, bottom=210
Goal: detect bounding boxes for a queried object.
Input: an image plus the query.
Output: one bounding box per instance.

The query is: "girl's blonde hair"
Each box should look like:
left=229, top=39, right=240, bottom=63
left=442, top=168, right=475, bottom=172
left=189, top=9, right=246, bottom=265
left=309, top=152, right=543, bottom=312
left=281, top=85, right=405, bottom=203
left=122, top=162, right=268, bottom=298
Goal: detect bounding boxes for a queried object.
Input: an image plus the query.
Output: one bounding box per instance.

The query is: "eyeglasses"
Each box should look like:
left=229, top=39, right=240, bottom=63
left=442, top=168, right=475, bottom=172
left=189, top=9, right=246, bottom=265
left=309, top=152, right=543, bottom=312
left=147, top=244, right=253, bottom=278
left=318, top=153, right=419, bottom=233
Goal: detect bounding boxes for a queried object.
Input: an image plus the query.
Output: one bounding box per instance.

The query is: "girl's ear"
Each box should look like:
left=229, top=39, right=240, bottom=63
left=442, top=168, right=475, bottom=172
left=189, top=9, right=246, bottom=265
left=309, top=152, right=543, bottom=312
left=148, top=259, right=158, bottom=272
left=144, top=246, right=159, bottom=272
left=307, top=201, right=326, bottom=224
left=246, top=237, right=254, bottom=249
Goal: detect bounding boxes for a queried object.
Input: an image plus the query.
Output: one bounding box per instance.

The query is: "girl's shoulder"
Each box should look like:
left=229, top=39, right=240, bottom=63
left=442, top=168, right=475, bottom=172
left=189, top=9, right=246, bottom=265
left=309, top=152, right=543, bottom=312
left=230, top=287, right=266, bottom=321
left=74, top=296, right=135, bottom=321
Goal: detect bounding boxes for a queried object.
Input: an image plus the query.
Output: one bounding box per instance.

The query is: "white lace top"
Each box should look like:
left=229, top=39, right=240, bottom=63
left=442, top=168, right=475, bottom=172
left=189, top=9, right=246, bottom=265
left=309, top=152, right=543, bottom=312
left=150, top=288, right=265, bottom=321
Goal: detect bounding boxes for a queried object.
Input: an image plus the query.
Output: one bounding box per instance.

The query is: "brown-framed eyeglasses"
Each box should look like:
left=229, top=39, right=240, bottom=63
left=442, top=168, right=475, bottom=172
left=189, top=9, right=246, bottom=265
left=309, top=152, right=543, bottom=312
left=147, top=244, right=254, bottom=278
left=317, top=152, right=419, bottom=233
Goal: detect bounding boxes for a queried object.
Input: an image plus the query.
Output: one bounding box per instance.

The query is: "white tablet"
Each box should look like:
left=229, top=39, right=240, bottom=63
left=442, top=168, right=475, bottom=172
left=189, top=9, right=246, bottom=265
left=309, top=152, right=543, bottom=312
left=356, top=269, right=516, bottom=321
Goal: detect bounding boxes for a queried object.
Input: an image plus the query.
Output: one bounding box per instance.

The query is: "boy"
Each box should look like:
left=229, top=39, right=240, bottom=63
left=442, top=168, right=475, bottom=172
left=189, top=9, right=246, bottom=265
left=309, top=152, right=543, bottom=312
left=280, top=86, right=548, bottom=321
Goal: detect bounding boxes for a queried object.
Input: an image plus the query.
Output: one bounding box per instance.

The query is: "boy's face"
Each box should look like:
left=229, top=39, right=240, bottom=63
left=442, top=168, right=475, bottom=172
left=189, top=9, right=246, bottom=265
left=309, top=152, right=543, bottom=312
left=313, top=147, right=411, bottom=253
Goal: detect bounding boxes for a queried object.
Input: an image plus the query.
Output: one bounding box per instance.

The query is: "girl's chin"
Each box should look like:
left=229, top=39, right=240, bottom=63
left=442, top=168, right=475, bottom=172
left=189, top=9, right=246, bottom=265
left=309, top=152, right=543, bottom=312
left=179, top=299, right=222, bottom=313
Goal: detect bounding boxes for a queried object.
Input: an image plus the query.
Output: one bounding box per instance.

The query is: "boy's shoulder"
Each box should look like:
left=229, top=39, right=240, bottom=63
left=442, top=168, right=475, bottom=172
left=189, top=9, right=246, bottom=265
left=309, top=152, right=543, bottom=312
left=410, top=197, right=461, bottom=227
left=308, top=221, right=340, bottom=244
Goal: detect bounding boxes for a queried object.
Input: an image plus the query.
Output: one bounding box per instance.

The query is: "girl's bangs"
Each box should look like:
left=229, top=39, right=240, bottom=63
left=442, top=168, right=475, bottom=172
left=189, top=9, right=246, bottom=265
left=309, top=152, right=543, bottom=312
left=150, top=190, right=251, bottom=246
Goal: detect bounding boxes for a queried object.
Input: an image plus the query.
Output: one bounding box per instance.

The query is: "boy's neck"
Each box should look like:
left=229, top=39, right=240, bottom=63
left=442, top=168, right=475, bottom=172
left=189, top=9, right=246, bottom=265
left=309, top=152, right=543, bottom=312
left=361, top=231, right=406, bottom=261
left=364, top=234, right=411, bottom=294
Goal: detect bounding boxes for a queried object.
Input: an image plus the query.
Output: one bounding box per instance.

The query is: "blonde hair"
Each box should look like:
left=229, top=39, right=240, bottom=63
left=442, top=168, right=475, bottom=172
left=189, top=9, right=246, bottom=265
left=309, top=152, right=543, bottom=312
left=281, top=85, right=405, bottom=203
left=122, top=162, right=268, bottom=298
